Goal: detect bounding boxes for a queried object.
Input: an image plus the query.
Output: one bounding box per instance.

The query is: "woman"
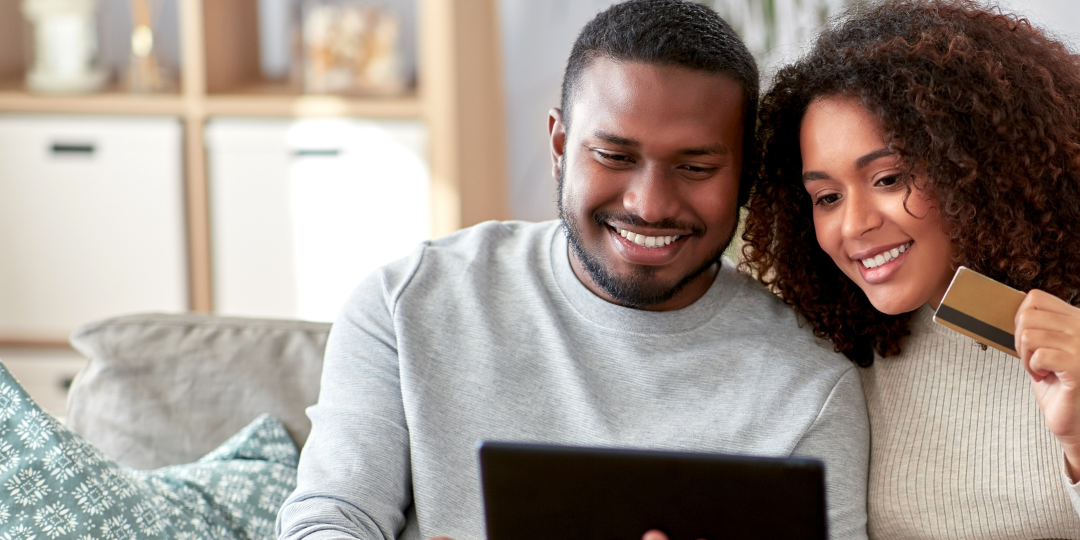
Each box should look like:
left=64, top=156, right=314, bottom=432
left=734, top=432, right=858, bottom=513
left=743, top=0, right=1080, bottom=537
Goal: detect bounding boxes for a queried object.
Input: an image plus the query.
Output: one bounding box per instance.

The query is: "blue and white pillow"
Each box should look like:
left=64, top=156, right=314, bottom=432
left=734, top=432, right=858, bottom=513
left=0, top=362, right=297, bottom=539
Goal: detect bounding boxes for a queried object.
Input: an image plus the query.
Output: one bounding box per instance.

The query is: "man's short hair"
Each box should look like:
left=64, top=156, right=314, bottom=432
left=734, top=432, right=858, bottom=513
left=560, top=0, right=759, bottom=203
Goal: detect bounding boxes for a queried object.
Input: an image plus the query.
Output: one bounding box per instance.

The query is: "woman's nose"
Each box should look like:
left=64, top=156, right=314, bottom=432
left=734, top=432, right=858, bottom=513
left=841, top=191, right=883, bottom=238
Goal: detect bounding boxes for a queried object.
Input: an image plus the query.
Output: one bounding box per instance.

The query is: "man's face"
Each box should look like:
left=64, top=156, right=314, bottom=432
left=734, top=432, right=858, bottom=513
left=549, top=58, right=745, bottom=311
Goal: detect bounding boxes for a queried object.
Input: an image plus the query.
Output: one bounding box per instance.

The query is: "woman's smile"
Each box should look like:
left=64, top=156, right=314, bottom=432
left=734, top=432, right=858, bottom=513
left=854, top=240, right=912, bottom=284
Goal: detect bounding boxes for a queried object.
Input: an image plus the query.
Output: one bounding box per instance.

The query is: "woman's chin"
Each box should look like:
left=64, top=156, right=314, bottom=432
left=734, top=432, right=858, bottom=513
left=865, top=294, right=924, bottom=316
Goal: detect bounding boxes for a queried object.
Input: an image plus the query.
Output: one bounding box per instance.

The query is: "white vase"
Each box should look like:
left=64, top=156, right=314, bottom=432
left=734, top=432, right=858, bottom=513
left=22, top=0, right=108, bottom=94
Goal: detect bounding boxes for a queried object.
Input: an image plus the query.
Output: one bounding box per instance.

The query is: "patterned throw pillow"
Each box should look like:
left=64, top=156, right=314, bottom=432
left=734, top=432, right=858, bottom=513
left=0, top=362, right=298, bottom=539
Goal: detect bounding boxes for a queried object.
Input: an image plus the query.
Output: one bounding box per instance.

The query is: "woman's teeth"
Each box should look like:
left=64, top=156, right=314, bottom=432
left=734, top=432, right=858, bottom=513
left=861, top=242, right=911, bottom=269
left=617, top=228, right=679, bottom=248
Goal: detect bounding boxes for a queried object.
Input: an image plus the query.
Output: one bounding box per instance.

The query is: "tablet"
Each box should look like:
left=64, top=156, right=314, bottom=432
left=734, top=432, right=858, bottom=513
left=478, top=441, right=827, bottom=540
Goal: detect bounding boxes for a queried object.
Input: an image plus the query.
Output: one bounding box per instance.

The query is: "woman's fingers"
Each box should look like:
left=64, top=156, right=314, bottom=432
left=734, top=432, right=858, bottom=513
left=1021, top=289, right=1077, bottom=317
left=1015, top=291, right=1080, bottom=379
left=1029, top=347, right=1080, bottom=384
left=1019, top=328, right=1079, bottom=379
left=1017, top=307, right=1079, bottom=334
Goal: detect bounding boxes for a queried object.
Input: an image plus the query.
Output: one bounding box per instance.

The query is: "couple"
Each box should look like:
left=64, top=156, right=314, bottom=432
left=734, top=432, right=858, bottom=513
left=278, top=0, right=1080, bottom=538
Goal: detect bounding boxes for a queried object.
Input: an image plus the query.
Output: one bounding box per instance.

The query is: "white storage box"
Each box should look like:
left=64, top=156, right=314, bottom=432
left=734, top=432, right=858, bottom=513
left=205, top=118, right=429, bottom=322
left=0, top=115, right=187, bottom=340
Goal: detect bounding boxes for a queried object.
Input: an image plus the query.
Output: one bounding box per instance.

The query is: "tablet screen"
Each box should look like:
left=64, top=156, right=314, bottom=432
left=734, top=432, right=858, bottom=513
left=479, top=441, right=827, bottom=540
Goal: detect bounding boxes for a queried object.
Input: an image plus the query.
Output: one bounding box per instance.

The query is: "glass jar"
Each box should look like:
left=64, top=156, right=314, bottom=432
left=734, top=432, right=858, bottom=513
left=299, top=0, right=409, bottom=96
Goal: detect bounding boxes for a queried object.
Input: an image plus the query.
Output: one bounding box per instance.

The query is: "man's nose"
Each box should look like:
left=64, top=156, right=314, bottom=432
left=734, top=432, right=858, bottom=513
left=623, top=165, right=678, bottom=224
left=841, top=191, right=883, bottom=238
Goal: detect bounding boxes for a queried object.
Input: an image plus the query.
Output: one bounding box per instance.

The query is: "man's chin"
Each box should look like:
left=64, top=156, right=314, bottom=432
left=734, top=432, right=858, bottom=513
left=575, top=249, right=696, bottom=308
left=595, top=275, right=682, bottom=308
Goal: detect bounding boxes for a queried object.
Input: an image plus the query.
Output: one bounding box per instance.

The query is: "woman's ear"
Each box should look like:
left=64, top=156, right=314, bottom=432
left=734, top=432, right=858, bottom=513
left=549, top=108, right=567, bottom=182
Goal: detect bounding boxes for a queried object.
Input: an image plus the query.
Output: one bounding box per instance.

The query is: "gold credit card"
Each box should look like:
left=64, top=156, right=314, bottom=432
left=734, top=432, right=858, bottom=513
left=933, top=266, right=1027, bottom=357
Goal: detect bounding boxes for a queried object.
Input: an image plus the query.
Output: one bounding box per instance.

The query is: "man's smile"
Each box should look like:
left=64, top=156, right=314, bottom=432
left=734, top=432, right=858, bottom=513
left=607, top=223, right=692, bottom=266
left=612, top=226, right=687, bottom=248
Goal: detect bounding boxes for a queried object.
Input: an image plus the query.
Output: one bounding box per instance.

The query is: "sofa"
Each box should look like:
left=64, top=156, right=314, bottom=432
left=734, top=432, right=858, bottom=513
left=66, top=312, right=332, bottom=469
left=0, top=312, right=329, bottom=538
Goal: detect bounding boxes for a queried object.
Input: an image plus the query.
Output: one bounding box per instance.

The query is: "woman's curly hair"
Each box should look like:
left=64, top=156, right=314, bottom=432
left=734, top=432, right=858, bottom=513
left=741, top=0, right=1080, bottom=366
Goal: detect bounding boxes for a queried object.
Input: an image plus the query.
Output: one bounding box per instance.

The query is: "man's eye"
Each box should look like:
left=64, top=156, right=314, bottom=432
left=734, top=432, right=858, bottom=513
left=596, top=151, right=632, bottom=163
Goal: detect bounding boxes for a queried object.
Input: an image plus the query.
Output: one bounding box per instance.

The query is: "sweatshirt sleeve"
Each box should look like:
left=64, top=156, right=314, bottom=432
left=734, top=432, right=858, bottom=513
left=791, top=367, right=870, bottom=540
left=277, top=250, right=423, bottom=540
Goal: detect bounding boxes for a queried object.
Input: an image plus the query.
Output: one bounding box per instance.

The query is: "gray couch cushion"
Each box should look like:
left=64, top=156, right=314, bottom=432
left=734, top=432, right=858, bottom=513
left=67, top=312, right=329, bottom=470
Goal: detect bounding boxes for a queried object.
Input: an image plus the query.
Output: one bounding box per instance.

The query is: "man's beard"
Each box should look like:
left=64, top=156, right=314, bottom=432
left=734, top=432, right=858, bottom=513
left=557, top=167, right=733, bottom=309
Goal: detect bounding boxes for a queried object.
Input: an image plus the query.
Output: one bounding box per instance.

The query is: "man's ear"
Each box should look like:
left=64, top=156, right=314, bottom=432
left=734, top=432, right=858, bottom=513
left=548, top=108, right=566, bottom=182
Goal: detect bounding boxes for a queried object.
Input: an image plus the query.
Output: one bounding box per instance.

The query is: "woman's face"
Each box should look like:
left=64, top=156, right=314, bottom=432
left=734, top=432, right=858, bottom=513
left=799, top=95, right=955, bottom=315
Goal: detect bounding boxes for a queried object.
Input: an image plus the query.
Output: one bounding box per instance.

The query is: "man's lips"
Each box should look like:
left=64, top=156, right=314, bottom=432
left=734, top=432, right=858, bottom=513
left=607, top=224, right=690, bottom=265
left=614, top=226, right=684, bottom=248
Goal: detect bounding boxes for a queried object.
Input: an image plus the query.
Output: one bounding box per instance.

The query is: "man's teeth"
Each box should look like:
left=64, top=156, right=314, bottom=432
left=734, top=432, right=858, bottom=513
left=861, top=242, right=911, bottom=269
left=617, top=228, right=680, bottom=248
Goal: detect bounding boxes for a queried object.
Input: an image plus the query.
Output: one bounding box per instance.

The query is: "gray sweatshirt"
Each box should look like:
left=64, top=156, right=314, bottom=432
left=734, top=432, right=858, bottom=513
left=277, top=220, right=869, bottom=540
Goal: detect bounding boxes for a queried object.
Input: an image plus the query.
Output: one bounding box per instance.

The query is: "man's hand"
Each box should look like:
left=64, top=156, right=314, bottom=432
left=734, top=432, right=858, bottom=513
left=1015, top=290, right=1080, bottom=480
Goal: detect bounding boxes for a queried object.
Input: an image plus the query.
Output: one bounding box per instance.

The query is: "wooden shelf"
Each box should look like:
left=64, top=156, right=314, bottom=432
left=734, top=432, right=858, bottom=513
left=0, top=336, right=72, bottom=349
left=0, top=80, right=185, bottom=116
left=0, top=82, right=421, bottom=120
left=0, top=0, right=508, bottom=321
left=205, top=84, right=422, bottom=118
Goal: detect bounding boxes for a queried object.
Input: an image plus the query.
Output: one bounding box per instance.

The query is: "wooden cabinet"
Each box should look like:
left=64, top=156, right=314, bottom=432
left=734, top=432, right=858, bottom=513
left=0, top=0, right=508, bottom=341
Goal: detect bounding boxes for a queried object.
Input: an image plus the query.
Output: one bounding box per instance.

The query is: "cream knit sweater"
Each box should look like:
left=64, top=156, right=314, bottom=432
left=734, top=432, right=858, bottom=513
left=860, top=306, right=1080, bottom=539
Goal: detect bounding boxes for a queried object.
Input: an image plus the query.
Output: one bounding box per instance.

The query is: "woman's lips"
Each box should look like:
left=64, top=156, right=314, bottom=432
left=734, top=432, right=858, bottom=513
left=857, top=242, right=912, bottom=284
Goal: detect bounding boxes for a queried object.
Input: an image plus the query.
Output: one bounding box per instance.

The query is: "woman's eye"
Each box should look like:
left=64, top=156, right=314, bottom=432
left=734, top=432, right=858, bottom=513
left=875, top=174, right=902, bottom=187
left=679, top=164, right=718, bottom=175
left=814, top=193, right=841, bottom=207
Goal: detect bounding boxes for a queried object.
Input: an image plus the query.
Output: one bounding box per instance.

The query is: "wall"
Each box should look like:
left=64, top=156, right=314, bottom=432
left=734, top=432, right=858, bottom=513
left=498, top=0, right=620, bottom=223
left=499, top=0, right=1080, bottom=223
left=998, top=0, right=1080, bottom=46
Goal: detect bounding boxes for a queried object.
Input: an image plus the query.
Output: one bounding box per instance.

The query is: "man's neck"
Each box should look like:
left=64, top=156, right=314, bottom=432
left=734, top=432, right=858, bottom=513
left=567, top=247, right=719, bottom=312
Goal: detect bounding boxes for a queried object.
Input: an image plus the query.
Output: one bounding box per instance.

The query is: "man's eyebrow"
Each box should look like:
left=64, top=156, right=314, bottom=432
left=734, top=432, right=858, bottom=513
left=590, top=131, right=729, bottom=157
left=681, top=144, right=729, bottom=157
left=592, top=130, right=638, bottom=147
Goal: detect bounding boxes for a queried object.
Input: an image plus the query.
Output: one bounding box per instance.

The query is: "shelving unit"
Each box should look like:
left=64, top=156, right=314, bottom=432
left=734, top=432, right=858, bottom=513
left=0, top=0, right=509, bottom=338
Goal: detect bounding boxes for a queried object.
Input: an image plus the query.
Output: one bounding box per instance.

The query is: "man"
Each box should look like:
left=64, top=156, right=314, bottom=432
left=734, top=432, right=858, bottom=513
left=277, top=1, right=868, bottom=539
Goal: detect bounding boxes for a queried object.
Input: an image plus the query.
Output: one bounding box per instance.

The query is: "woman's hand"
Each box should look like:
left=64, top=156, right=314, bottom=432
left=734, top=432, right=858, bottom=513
left=1015, top=289, right=1080, bottom=480
left=641, top=529, right=705, bottom=540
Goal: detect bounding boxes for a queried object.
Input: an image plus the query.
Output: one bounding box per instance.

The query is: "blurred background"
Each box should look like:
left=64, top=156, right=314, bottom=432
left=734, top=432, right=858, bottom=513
left=0, top=0, right=1077, bottom=416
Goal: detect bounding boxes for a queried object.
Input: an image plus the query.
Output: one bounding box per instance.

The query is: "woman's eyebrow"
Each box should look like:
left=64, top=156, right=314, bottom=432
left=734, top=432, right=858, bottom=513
left=855, top=148, right=894, bottom=169
left=802, top=170, right=830, bottom=183
left=803, top=148, right=895, bottom=183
